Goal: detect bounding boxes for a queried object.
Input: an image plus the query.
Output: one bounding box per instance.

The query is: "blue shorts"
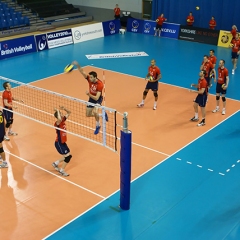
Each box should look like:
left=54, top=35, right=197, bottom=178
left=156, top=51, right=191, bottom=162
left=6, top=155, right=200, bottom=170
left=3, top=109, right=13, bottom=121
left=145, top=81, right=158, bottom=91
left=232, top=52, right=239, bottom=59
left=216, top=83, right=227, bottom=94
left=194, top=94, right=207, bottom=107
left=156, top=24, right=162, bottom=30
left=87, top=96, right=103, bottom=108
left=55, top=142, right=70, bottom=155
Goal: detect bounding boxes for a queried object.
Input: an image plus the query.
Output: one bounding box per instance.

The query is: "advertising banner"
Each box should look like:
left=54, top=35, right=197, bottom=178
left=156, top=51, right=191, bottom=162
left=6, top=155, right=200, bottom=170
left=217, top=30, right=233, bottom=48
left=127, top=18, right=143, bottom=33
left=160, top=22, right=180, bottom=39
left=35, top=34, right=48, bottom=51
left=0, top=35, right=37, bottom=60
left=47, top=29, right=73, bottom=49
left=142, top=20, right=156, bottom=35
left=178, top=25, right=219, bottom=45
left=72, top=23, right=104, bottom=44
left=102, top=20, right=121, bottom=36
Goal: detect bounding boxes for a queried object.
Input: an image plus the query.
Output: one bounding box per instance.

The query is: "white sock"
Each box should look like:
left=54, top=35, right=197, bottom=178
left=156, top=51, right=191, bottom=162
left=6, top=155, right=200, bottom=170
left=222, top=108, right=225, bottom=110
left=195, top=113, right=198, bottom=118
left=60, top=168, right=64, bottom=172
left=141, top=100, right=145, bottom=104
left=154, top=101, right=157, bottom=106
left=55, top=160, right=60, bottom=165
left=96, top=121, right=100, bottom=127
left=216, top=106, right=219, bottom=109
left=3, top=161, right=7, bottom=165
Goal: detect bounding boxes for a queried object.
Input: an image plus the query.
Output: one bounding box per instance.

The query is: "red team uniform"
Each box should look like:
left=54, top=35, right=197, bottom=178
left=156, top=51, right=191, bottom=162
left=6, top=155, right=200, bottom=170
left=216, top=67, right=229, bottom=94
left=186, top=15, right=194, bottom=26
left=146, top=66, right=161, bottom=91
left=55, top=116, right=70, bottom=154
left=86, top=76, right=104, bottom=107
left=195, top=78, right=208, bottom=107
left=2, top=90, right=13, bottom=123
left=201, top=60, right=214, bottom=84
left=209, top=19, right=216, bottom=29
left=114, top=7, right=120, bottom=19
left=231, top=29, right=237, bottom=39
left=156, top=16, right=166, bottom=28
left=231, top=38, right=240, bottom=59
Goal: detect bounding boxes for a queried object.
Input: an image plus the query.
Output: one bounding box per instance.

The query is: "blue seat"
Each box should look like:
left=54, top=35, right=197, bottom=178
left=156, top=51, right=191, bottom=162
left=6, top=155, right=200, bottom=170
left=24, top=16, right=29, bottom=25
left=11, top=12, right=16, bottom=19
left=13, top=17, right=19, bottom=27
left=18, top=16, right=24, bottom=25
left=1, top=19, right=8, bottom=29
left=16, top=12, right=21, bottom=18
left=7, top=18, right=13, bottom=28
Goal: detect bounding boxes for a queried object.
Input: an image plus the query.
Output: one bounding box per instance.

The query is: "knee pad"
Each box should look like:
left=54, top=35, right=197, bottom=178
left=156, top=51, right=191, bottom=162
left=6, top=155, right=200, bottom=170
left=154, top=92, right=158, bottom=98
left=64, top=155, right=72, bottom=163
left=0, top=147, right=4, bottom=153
left=143, top=91, right=148, bottom=96
left=216, top=96, right=220, bottom=101
left=6, top=120, right=11, bottom=128
left=222, top=97, right=226, bottom=102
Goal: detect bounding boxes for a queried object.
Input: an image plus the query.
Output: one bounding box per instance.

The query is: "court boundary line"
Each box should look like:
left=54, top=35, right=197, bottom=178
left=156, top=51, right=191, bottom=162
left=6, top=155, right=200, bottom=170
left=4, top=150, right=105, bottom=199
left=87, top=65, right=240, bottom=103
left=43, top=110, right=240, bottom=240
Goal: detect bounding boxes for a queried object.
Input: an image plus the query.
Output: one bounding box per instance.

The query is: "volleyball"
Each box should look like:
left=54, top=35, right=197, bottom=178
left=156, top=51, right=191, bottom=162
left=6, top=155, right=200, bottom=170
left=196, top=6, right=200, bottom=10
left=222, top=84, right=226, bottom=89
left=64, top=64, right=74, bottom=73
left=149, top=76, right=153, bottom=81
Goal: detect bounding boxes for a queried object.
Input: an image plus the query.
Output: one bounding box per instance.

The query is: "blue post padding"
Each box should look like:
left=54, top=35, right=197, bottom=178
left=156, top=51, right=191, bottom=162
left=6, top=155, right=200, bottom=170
left=120, top=130, right=132, bottom=210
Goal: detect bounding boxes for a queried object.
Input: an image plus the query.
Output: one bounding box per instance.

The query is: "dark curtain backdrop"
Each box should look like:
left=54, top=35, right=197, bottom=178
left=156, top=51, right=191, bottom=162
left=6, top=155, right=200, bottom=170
left=152, top=0, right=240, bottom=30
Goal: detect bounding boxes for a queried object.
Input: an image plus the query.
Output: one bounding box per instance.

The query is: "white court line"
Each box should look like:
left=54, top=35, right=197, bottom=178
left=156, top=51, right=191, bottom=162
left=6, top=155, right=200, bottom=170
left=4, top=151, right=105, bottom=199
left=87, top=65, right=240, bottom=103
left=43, top=110, right=240, bottom=240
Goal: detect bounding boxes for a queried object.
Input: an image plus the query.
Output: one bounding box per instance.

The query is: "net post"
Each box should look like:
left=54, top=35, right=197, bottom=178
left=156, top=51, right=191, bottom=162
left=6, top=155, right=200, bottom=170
left=120, top=112, right=132, bottom=210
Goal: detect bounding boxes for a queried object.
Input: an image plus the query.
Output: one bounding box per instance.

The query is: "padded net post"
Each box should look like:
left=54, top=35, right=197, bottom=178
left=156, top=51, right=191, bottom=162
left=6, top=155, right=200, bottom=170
left=120, top=112, right=132, bottom=210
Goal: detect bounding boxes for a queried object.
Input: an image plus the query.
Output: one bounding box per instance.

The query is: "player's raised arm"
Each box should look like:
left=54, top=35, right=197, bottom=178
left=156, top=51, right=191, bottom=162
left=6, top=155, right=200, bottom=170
left=59, top=106, right=71, bottom=118
left=72, top=61, right=88, bottom=79
left=54, top=108, right=62, bottom=125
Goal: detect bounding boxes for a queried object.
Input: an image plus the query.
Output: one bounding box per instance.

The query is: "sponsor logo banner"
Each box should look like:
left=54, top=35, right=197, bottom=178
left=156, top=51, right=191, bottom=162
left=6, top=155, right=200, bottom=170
left=86, top=51, right=148, bottom=59
left=127, top=18, right=143, bottom=33
left=102, top=20, right=121, bottom=36
left=72, top=23, right=104, bottom=44
left=217, top=30, right=233, bottom=48
left=47, top=29, right=73, bottom=49
left=178, top=25, right=219, bottom=45
left=142, top=20, right=156, bottom=35
left=160, top=22, right=180, bottom=39
left=35, top=34, right=48, bottom=51
left=0, top=35, right=37, bottom=60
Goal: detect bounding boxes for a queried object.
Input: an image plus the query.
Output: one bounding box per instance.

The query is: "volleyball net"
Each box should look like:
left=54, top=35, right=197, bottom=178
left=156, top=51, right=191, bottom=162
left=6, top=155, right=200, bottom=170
left=0, top=76, right=118, bottom=151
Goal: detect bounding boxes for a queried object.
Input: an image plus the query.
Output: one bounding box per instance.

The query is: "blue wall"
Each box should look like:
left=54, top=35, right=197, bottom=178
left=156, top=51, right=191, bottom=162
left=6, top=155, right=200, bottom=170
left=152, top=0, right=240, bottom=30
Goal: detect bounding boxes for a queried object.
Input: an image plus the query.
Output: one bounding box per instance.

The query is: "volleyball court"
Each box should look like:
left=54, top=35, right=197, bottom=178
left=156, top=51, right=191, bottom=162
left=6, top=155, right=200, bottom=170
left=1, top=65, right=240, bottom=239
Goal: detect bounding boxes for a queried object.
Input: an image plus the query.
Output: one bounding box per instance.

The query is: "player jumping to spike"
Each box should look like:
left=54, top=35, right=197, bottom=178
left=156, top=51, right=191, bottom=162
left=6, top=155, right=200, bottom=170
left=72, top=61, right=108, bottom=135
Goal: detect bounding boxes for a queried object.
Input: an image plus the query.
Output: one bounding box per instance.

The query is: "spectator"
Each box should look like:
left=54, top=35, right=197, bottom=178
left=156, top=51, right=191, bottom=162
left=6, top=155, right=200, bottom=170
left=186, top=12, right=194, bottom=26
left=209, top=16, right=216, bottom=30
left=114, top=4, right=121, bottom=19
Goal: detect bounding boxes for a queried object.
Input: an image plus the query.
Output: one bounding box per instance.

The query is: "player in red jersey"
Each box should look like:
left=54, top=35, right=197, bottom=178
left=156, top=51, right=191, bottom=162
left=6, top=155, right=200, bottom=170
left=72, top=61, right=108, bottom=135
left=231, top=25, right=238, bottom=39
left=155, top=13, right=167, bottom=37
left=209, top=16, right=216, bottom=30
left=189, top=70, right=208, bottom=127
left=200, top=55, right=216, bottom=87
left=230, top=32, right=240, bottom=74
left=0, top=110, right=7, bottom=168
left=114, top=4, right=121, bottom=19
left=137, top=59, right=161, bottom=110
left=212, top=60, right=229, bottom=115
left=2, top=82, right=24, bottom=141
left=52, top=106, right=72, bottom=177
left=186, top=12, right=194, bottom=26
left=209, top=50, right=217, bottom=86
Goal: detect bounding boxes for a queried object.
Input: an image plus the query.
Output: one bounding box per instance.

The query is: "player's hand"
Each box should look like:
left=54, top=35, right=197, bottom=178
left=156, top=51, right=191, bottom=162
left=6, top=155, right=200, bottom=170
left=214, top=79, right=217, bottom=83
left=223, top=85, right=227, bottom=90
left=190, top=84, right=193, bottom=87
left=72, top=61, right=80, bottom=67
left=59, top=106, right=65, bottom=110
left=86, top=91, right=89, bottom=96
